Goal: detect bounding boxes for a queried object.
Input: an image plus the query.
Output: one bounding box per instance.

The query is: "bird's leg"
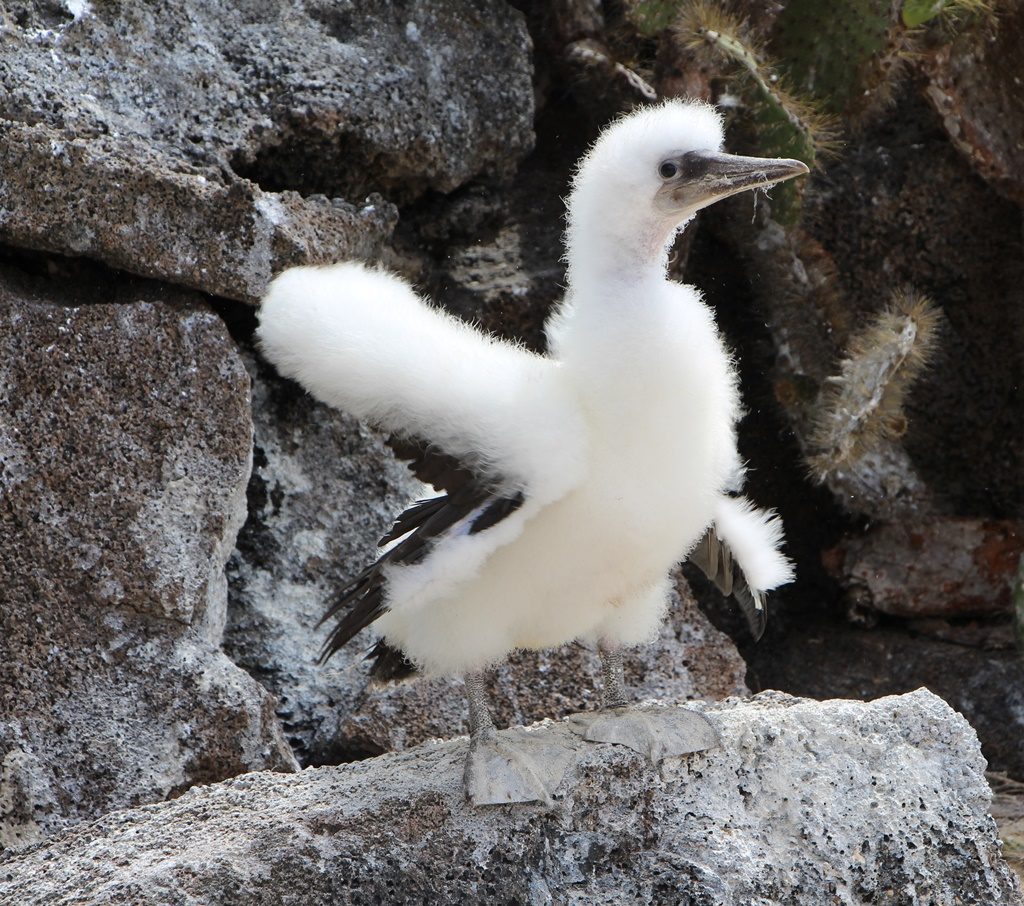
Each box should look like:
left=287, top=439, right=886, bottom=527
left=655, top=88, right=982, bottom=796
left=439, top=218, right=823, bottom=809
left=462, top=671, right=569, bottom=806
left=598, top=641, right=628, bottom=709
left=465, top=669, right=497, bottom=743
left=568, top=641, right=721, bottom=764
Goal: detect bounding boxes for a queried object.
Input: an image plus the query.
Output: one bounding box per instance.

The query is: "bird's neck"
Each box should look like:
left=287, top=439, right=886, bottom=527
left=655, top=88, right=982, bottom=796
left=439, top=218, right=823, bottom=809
left=563, top=212, right=690, bottom=297
left=547, top=214, right=702, bottom=368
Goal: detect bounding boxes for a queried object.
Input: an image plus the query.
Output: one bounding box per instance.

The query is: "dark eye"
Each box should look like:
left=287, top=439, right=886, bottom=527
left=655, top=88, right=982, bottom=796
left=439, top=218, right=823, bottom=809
left=659, top=161, right=679, bottom=179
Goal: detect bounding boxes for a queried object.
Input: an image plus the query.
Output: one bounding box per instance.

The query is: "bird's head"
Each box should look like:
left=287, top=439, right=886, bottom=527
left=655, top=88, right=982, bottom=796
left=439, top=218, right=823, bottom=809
left=566, top=100, right=809, bottom=277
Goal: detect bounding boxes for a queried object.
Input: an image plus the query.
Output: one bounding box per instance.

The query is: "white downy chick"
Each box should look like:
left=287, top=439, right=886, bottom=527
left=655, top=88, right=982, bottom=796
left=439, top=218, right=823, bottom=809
left=257, top=99, right=804, bottom=803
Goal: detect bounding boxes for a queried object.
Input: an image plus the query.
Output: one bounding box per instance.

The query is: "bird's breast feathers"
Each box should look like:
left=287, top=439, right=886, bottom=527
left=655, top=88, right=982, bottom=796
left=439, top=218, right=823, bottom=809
left=571, top=294, right=739, bottom=477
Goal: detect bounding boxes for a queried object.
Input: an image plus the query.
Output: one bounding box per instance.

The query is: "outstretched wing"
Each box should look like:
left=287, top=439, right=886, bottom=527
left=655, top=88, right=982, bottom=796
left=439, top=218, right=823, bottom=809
left=688, top=496, right=794, bottom=641
left=257, top=262, right=584, bottom=500
left=318, top=436, right=524, bottom=676
left=258, top=262, right=586, bottom=675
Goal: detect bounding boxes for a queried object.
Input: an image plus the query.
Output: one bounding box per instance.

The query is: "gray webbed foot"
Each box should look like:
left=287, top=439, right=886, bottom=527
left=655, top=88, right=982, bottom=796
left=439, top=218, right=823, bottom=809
left=567, top=705, right=721, bottom=763
left=463, top=729, right=573, bottom=806
left=569, top=704, right=720, bottom=761
left=462, top=670, right=573, bottom=806
left=573, top=642, right=721, bottom=762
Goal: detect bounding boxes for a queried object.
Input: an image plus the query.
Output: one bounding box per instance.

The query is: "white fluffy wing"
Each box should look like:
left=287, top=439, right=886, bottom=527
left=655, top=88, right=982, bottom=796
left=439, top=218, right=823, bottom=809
left=689, top=495, right=793, bottom=640
left=711, top=496, right=794, bottom=594
left=257, top=262, right=585, bottom=502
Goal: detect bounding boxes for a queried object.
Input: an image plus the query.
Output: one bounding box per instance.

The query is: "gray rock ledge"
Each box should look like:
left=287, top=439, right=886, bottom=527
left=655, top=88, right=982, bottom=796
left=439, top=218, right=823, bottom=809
left=0, top=689, right=1019, bottom=905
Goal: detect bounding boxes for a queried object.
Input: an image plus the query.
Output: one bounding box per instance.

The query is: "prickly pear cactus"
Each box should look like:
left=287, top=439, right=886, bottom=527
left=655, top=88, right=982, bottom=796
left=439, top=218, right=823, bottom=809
left=902, top=0, right=993, bottom=27
left=674, top=1, right=832, bottom=222
left=770, top=0, right=903, bottom=118
left=627, top=0, right=685, bottom=37
left=808, top=289, right=942, bottom=481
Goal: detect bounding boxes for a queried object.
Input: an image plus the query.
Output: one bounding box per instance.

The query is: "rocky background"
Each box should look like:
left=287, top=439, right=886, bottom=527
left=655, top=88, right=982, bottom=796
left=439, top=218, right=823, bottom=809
left=0, top=0, right=1021, bottom=901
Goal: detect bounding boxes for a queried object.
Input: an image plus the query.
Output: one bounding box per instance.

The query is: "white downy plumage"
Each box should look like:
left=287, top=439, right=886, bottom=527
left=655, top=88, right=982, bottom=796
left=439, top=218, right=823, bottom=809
left=258, top=99, right=799, bottom=678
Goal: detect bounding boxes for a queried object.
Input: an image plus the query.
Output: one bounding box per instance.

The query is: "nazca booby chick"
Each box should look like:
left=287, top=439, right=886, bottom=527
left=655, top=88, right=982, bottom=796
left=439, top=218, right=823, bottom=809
left=258, top=99, right=803, bottom=804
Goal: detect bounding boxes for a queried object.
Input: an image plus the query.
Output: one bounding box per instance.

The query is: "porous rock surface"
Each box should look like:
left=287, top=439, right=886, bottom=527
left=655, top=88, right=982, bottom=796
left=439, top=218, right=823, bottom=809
left=0, top=0, right=534, bottom=300
left=0, top=690, right=1018, bottom=905
left=0, top=265, right=296, bottom=851
left=0, top=122, right=396, bottom=304
left=223, top=350, right=422, bottom=765
left=827, top=517, right=1024, bottom=619
left=751, top=613, right=1024, bottom=781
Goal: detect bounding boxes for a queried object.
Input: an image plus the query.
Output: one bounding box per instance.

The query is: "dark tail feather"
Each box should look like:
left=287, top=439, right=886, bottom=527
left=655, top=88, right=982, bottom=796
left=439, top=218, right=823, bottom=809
left=469, top=491, right=525, bottom=534
left=316, top=440, right=526, bottom=670
left=688, top=526, right=767, bottom=642
left=315, top=493, right=471, bottom=666
left=378, top=495, right=450, bottom=546
left=730, top=581, right=767, bottom=642
left=366, top=639, right=418, bottom=680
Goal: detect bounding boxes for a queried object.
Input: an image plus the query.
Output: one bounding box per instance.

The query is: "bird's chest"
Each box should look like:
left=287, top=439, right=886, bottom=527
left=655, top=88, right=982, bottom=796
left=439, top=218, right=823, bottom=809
left=577, top=322, right=737, bottom=535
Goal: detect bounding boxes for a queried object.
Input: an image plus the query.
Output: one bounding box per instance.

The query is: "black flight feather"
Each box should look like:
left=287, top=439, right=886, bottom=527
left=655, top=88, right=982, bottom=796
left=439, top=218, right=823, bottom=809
left=317, top=434, right=526, bottom=677
left=365, top=639, right=417, bottom=681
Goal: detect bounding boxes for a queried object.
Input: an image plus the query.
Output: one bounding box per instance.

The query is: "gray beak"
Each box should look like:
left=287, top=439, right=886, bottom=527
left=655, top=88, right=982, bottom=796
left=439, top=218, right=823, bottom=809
left=659, top=150, right=810, bottom=212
